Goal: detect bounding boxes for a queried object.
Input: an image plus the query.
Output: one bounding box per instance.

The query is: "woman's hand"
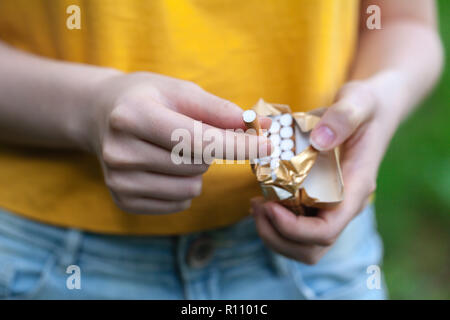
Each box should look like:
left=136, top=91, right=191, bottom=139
left=251, top=0, right=443, bottom=264
left=251, top=75, right=401, bottom=264
left=86, top=72, right=271, bottom=214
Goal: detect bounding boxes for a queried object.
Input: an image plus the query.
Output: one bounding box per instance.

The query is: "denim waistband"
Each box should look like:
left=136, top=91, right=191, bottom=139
left=0, top=208, right=264, bottom=263
left=0, top=205, right=384, bottom=299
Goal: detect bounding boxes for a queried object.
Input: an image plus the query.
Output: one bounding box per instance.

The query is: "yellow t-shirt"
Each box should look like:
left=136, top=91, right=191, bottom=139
left=0, top=0, right=359, bottom=235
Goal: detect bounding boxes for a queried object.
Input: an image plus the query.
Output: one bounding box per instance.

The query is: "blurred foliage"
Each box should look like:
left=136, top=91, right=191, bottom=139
left=375, top=0, right=450, bottom=299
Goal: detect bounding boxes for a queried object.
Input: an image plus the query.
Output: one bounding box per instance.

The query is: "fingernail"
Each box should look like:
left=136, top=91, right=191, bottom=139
left=310, top=125, right=336, bottom=151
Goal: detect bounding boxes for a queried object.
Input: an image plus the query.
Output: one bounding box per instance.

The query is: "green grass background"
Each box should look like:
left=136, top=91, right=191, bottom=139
left=375, top=0, right=449, bottom=299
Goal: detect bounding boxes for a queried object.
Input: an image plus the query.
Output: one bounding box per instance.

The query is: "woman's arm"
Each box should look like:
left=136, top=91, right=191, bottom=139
left=252, top=0, right=444, bottom=264
left=311, top=0, right=444, bottom=153
left=0, top=41, right=271, bottom=214
left=0, top=41, right=118, bottom=149
left=351, top=0, right=443, bottom=128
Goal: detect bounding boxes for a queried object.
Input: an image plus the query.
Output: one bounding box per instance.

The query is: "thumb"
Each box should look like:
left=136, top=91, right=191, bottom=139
left=174, top=82, right=271, bottom=130
left=310, top=82, right=376, bottom=151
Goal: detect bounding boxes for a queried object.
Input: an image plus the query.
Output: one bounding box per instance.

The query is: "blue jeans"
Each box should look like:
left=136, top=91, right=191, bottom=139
left=0, top=206, right=386, bottom=299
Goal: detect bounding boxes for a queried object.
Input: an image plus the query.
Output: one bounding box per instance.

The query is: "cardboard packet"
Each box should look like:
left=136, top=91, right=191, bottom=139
left=250, top=99, right=344, bottom=215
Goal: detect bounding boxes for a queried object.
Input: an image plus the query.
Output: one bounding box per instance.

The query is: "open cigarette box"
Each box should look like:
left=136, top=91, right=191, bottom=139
left=247, top=99, right=344, bottom=215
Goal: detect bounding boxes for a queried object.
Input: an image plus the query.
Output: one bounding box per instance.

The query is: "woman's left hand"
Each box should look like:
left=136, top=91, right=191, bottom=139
left=251, top=0, right=444, bottom=265
left=251, top=78, right=398, bottom=265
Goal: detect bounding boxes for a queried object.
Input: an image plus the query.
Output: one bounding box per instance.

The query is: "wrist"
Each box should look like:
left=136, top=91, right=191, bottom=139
left=68, top=67, right=123, bottom=153
left=363, top=69, right=411, bottom=135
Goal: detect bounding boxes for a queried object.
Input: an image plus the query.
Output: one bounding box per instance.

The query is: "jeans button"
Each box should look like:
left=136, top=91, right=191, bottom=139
left=186, top=235, right=214, bottom=268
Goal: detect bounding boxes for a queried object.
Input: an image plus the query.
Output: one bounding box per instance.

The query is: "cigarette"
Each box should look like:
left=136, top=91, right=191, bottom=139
left=280, top=150, right=295, bottom=160
left=280, top=113, right=293, bottom=126
left=269, top=121, right=280, bottom=134
left=243, top=110, right=261, bottom=135
left=280, top=126, right=293, bottom=139
left=268, top=113, right=297, bottom=165
left=280, top=139, right=294, bottom=151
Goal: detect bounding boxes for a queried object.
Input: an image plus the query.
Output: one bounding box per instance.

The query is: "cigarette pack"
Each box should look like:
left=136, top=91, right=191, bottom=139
left=248, top=99, right=344, bottom=215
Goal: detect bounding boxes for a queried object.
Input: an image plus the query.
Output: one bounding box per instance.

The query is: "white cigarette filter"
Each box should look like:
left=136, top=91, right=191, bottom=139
left=254, top=111, right=298, bottom=172
left=280, top=113, right=293, bottom=126
left=280, top=139, right=294, bottom=151
left=280, top=126, right=293, bottom=139
left=271, top=146, right=281, bottom=158
left=270, top=134, right=281, bottom=146
left=269, top=121, right=280, bottom=134
left=249, top=99, right=345, bottom=215
left=242, top=110, right=261, bottom=135
left=270, top=158, right=280, bottom=169
left=280, top=150, right=295, bottom=160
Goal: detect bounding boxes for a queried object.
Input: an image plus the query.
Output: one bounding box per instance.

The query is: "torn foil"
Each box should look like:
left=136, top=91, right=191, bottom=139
left=251, top=99, right=344, bottom=215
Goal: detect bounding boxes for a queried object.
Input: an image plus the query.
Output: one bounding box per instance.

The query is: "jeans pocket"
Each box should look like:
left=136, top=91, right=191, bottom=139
left=0, top=223, right=59, bottom=300
left=3, top=254, right=57, bottom=300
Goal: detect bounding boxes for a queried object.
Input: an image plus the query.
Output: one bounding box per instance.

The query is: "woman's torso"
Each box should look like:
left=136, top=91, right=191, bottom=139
left=0, top=0, right=359, bottom=234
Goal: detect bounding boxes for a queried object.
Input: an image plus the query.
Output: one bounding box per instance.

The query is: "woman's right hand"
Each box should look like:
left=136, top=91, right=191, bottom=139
left=82, top=72, right=271, bottom=214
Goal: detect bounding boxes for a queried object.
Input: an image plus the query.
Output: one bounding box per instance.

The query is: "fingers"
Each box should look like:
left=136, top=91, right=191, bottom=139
left=113, top=195, right=192, bottom=215
left=261, top=202, right=339, bottom=246
left=102, top=132, right=209, bottom=176
left=259, top=155, right=377, bottom=248
left=252, top=202, right=327, bottom=264
left=105, top=170, right=203, bottom=201
left=108, top=103, right=272, bottom=161
left=171, top=81, right=272, bottom=130
left=310, top=81, right=377, bottom=151
left=251, top=132, right=379, bottom=249
left=255, top=178, right=371, bottom=248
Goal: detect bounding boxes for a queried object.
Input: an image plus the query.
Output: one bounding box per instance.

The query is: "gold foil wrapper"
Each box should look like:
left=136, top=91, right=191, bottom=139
left=251, top=99, right=344, bottom=215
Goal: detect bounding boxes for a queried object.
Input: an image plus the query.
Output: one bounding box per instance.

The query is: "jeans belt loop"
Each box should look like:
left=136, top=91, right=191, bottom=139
left=58, top=229, right=83, bottom=268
